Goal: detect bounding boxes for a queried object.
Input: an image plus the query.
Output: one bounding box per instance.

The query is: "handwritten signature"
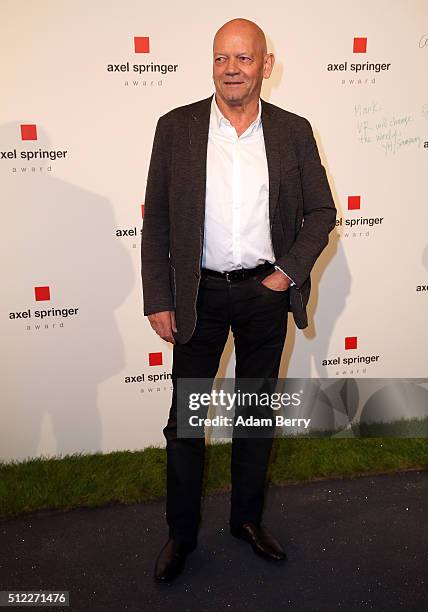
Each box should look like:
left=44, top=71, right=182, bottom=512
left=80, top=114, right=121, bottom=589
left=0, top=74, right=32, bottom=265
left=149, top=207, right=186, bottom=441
left=419, top=34, right=428, bottom=48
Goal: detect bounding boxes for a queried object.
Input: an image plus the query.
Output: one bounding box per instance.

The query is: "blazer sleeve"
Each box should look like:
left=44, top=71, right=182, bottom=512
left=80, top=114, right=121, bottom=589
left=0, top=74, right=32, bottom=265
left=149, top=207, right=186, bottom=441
left=274, top=118, right=336, bottom=289
left=141, top=116, right=175, bottom=315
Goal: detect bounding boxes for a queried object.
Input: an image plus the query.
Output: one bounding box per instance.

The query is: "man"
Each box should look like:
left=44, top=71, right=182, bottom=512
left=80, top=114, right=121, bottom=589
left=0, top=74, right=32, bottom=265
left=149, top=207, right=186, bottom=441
left=141, top=18, right=336, bottom=582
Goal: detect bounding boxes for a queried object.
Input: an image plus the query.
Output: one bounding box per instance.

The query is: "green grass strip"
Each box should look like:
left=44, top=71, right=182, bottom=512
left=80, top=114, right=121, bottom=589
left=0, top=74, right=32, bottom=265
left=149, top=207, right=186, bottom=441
left=0, top=438, right=427, bottom=519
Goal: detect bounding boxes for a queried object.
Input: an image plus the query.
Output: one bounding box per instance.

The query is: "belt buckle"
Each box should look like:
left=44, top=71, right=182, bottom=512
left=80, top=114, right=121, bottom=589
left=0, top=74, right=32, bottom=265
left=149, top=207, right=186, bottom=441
left=225, top=269, right=246, bottom=282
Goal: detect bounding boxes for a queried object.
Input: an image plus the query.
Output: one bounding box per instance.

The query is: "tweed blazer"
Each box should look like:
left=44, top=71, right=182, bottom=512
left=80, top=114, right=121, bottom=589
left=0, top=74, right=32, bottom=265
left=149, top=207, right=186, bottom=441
left=141, top=95, right=336, bottom=344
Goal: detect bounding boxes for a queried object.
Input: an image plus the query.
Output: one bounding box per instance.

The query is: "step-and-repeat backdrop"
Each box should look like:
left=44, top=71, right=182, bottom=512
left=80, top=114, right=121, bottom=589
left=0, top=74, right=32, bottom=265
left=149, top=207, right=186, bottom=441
left=1, top=0, right=427, bottom=461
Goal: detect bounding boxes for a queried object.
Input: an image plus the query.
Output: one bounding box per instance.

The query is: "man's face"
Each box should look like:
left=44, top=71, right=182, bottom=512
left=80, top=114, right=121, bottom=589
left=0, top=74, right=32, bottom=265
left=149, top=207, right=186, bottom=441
left=213, top=28, right=272, bottom=107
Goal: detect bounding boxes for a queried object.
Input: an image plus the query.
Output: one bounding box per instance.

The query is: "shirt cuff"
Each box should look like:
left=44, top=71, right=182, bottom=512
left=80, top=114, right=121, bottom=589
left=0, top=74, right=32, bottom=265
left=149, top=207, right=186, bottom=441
left=274, top=265, right=296, bottom=286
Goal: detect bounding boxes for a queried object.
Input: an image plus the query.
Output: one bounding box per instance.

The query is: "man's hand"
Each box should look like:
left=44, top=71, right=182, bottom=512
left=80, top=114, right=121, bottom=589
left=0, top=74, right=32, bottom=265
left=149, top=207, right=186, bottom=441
left=261, top=270, right=290, bottom=291
left=147, top=311, right=177, bottom=344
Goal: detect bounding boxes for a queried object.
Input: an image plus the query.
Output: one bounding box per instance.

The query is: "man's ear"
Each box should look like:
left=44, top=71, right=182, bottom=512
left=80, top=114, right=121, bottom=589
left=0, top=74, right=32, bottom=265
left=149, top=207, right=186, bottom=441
left=263, top=53, right=275, bottom=79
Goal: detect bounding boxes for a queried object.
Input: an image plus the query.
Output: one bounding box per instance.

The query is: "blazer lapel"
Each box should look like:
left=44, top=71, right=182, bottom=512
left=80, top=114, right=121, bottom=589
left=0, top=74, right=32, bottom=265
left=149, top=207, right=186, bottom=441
left=188, top=96, right=212, bottom=225
left=261, top=99, right=281, bottom=229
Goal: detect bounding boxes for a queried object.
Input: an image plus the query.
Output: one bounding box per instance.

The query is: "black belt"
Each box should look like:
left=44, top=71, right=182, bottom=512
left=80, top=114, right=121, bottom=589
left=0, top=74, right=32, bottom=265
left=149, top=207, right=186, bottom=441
left=201, top=261, right=274, bottom=282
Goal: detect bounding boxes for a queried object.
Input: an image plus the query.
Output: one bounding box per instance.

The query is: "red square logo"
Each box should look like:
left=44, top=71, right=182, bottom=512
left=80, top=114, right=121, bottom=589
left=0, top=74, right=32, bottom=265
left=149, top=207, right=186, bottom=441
left=141, top=204, right=145, bottom=219
left=149, top=351, right=162, bottom=366
left=21, top=124, right=37, bottom=140
left=345, top=336, right=358, bottom=350
left=134, top=36, right=150, bottom=53
left=353, top=37, right=367, bottom=53
left=348, top=195, right=361, bottom=210
left=34, top=286, right=50, bottom=301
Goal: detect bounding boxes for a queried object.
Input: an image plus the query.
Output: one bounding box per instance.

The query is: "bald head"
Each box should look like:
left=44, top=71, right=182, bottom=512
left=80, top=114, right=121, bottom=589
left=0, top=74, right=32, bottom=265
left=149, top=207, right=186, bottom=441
left=212, top=18, right=274, bottom=110
left=213, top=18, right=267, bottom=57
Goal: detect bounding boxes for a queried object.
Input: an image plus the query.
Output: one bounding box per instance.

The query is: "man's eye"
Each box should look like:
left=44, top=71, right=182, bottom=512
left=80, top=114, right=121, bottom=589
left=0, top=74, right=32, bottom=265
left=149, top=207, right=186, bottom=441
left=215, top=57, right=226, bottom=63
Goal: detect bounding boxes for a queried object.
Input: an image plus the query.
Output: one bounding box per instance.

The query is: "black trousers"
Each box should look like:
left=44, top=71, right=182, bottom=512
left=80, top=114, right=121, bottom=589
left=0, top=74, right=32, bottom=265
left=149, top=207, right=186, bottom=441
left=163, top=267, right=290, bottom=544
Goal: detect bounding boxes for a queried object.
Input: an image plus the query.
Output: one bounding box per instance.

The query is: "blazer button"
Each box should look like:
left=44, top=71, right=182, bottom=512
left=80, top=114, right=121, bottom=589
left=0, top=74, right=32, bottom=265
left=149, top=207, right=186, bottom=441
left=195, top=272, right=200, bottom=279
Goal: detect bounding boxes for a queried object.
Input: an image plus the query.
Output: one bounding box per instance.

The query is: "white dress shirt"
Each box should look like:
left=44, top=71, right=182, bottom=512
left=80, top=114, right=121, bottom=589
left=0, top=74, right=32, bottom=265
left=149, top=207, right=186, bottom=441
left=202, top=95, right=294, bottom=284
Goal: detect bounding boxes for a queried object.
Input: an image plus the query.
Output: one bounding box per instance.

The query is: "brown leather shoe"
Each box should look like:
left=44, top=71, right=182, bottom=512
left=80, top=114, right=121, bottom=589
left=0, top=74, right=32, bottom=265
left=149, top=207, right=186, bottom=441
left=230, top=522, right=287, bottom=561
left=154, top=538, right=197, bottom=582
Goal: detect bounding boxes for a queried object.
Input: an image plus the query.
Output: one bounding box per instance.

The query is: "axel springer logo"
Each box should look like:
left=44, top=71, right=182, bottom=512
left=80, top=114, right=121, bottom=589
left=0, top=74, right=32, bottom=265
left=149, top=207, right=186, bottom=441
left=345, top=336, right=358, bottom=350
left=322, top=336, right=381, bottom=376
left=336, top=194, right=385, bottom=239
left=35, top=286, right=50, bottom=301
left=1, top=124, right=69, bottom=175
left=149, top=351, right=162, bottom=366
left=9, top=285, right=80, bottom=332
left=21, top=125, right=37, bottom=140
left=124, top=351, right=172, bottom=393
left=347, top=195, right=361, bottom=210
left=326, top=37, right=391, bottom=86
left=115, top=203, right=144, bottom=250
left=106, top=36, right=179, bottom=88
left=353, top=37, right=367, bottom=53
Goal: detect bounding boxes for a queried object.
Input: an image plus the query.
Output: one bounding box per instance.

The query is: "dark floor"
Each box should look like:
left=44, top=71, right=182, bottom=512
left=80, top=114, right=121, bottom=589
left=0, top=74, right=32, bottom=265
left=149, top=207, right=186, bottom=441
left=1, top=469, right=427, bottom=611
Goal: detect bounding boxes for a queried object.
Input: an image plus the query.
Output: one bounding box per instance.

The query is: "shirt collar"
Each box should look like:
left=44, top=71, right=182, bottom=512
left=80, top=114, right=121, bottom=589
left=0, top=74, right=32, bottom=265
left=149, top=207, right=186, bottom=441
left=211, top=95, right=262, bottom=134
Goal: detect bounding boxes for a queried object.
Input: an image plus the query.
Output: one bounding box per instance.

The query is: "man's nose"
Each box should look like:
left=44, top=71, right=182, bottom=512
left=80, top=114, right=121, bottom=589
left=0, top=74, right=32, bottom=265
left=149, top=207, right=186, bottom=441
left=225, top=58, right=240, bottom=75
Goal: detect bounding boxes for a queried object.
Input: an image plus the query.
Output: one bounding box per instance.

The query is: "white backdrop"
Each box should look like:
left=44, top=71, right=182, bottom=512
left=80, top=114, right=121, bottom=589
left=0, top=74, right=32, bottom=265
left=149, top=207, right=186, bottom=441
left=1, top=0, right=427, bottom=461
